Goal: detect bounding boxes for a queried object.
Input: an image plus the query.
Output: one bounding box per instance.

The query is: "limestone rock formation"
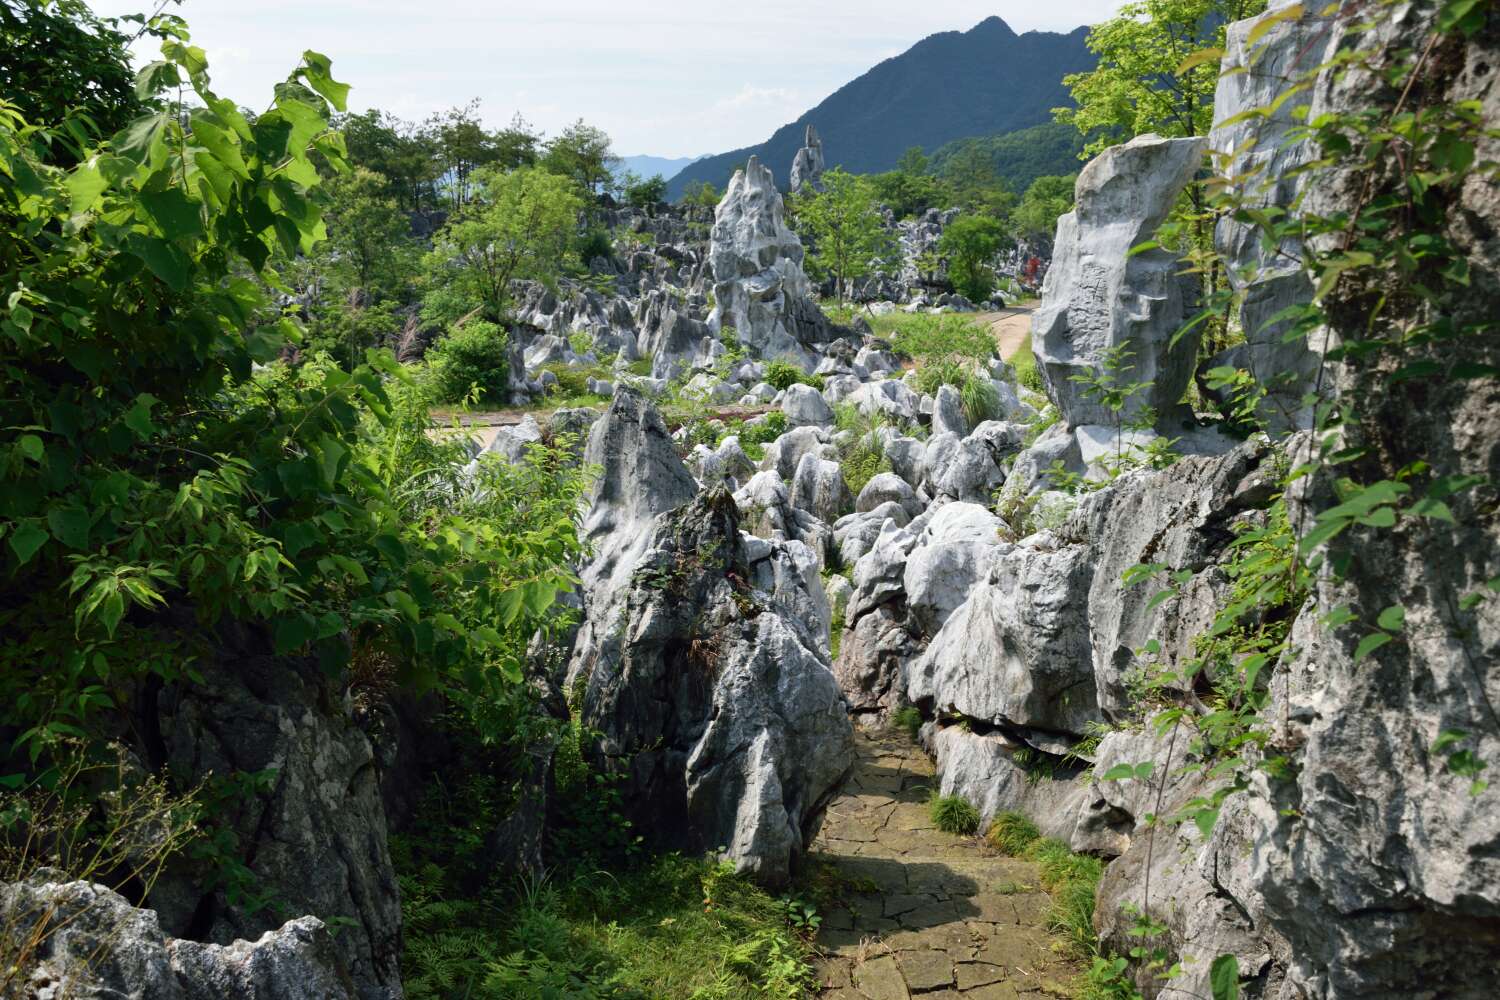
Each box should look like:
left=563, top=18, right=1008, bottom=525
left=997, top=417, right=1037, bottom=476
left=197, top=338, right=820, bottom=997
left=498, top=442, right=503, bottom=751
left=707, top=156, right=847, bottom=370
left=789, top=124, right=825, bottom=194
left=564, top=388, right=855, bottom=886
left=1031, top=133, right=1207, bottom=429
left=0, top=877, right=356, bottom=1000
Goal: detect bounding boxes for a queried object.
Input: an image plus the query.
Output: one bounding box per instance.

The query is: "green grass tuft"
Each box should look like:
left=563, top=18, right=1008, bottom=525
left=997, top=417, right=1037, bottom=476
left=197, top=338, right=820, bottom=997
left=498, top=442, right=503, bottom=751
left=928, top=793, right=981, bottom=836
left=986, top=810, right=1041, bottom=856
left=893, top=706, right=923, bottom=742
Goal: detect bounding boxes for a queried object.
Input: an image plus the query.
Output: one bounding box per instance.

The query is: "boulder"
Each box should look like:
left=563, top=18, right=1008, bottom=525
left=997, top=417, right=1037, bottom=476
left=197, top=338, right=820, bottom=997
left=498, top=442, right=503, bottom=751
left=789, top=453, right=853, bottom=525
left=0, top=877, right=357, bottom=1000
left=734, top=469, right=834, bottom=564
left=782, top=382, right=835, bottom=427
left=832, top=502, right=910, bottom=567
left=900, top=503, right=1006, bottom=638
left=482, top=413, right=543, bottom=463
left=707, top=156, right=844, bottom=369
left=931, top=385, right=967, bottom=438
left=1032, top=134, right=1207, bottom=429
left=854, top=472, right=923, bottom=519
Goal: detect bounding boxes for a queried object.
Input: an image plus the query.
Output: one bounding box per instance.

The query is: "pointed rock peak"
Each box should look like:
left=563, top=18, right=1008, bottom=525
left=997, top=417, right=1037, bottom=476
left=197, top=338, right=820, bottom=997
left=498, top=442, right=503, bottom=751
left=583, top=385, right=697, bottom=535
left=804, top=124, right=821, bottom=148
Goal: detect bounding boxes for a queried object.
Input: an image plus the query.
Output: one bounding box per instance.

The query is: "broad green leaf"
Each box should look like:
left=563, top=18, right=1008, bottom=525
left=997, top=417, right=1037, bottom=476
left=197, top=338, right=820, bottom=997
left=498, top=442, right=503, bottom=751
left=66, top=162, right=111, bottom=215
left=300, top=51, right=350, bottom=111
left=17, top=434, right=43, bottom=462
left=1354, top=632, right=1393, bottom=662
left=122, top=394, right=159, bottom=439
left=8, top=522, right=49, bottom=565
left=127, top=234, right=190, bottom=291
left=140, top=187, right=205, bottom=241
left=1209, top=953, right=1240, bottom=1000
left=1376, top=606, right=1406, bottom=631
left=46, top=507, right=91, bottom=550
left=113, top=113, right=171, bottom=165
left=1432, top=729, right=1468, bottom=754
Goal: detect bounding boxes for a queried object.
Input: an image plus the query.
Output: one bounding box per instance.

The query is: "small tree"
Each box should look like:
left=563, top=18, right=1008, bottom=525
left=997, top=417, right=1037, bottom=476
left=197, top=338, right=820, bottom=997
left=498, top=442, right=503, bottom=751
left=680, top=180, right=721, bottom=208
left=324, top=167, right=416, bottom=294
left=939, top=215, right=1010, bottom=302
left=542, top=119, right=620, bottom=197
left=624, top=173, right=669, bottom=213
left=424, top=166, right=583, bottom=323
left=793, top=168, right=896, bottom=304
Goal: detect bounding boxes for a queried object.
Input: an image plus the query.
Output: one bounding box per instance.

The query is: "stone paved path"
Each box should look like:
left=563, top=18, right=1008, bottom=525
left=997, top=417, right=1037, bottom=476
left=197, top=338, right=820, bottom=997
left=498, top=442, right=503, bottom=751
left=809, top=730, right=1080, bottom=999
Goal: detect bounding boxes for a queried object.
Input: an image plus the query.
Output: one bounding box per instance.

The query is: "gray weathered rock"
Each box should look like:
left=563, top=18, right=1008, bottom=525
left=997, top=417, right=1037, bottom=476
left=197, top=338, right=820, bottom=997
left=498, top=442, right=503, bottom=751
left=789, top=453, right=853, bottom=525
left=566, top=393, right=855, bottom=885
left=782, top=382, right=835, bottom=427
left=789, top=124, right=826, bottom=194
left=0, top=877, right=357, bottom=1000
left=901, top=503, right=1005, bottom=638
left=707, top=157, right=844, bottom=370
left=1032, top=134, right=1207, bottom=428
left=855, top=472, right=923, bottom=519
left=931, top=385, right=967, bottom=438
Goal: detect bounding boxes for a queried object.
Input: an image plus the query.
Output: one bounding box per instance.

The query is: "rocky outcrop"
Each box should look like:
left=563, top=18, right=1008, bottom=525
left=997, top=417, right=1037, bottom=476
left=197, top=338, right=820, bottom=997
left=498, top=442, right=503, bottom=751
left=1, top=876, right=355, bottom=999
left=1031, top=133, right=1206, bottom=429
left=707, top=156, right=848, bottom=370
left=789, top=124, right=825, bottom=194
left=564, top=388, right=855, bottom=886
left=144, top=630, right=402, bottom=1000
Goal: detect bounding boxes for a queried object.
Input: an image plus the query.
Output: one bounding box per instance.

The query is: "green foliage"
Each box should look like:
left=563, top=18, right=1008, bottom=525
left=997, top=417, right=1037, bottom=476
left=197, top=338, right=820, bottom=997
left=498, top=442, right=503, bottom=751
left=541, top=119, right=620, bottom=197
left=763, top=360, right=823, bottom=391
left=881, top=312, right=995, bottom=364
left=425, top=321, right=513, bottom=404
left=679, top=179, right=721, bottom=208
left=986, top=811, right=1041, bottom=856
left=0, top=18, right=587, bottom=834
left=423, top=165, right=583, bottom=323
left=1056, top=0, right=1269, bottom=157
left=939, top=214, right=1010, bottom=301
left=926, top=123, right=1087, bottom=202
left=831, top=404, right=891, bottom=497
left=622, top=172, right=668, bottom=210
left=575, top=226, right=613, bottom=264
left=0, top=0, right=142, bottom=167
left=894, top=706, right=924, bottom=741
left=792, top=168, right=898, bottom=302
left=1011, top=333, right=1045, bottom=392
left=1013, top=174, right=1077, bottom=247
left=927, top=793, right=980, bottom=836
left=868, top=147, right=946, bottom=218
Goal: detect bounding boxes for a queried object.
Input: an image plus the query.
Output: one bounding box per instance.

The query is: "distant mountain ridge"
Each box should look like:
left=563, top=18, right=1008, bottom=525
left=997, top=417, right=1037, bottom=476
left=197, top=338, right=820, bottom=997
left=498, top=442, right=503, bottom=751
left=667, top=16, right=1094, bottom=199
left=615, top=154, right=705, bottom=183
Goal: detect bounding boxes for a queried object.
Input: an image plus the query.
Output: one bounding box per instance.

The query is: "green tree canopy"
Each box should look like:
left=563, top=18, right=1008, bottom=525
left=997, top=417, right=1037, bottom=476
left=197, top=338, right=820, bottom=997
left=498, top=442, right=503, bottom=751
left=1012, top=174, right=1077, bottom=247
left=542, top=120, right=619, bottom=198
left=623, top=172, right=669, bottom=211
left=939, top=215, right=1011, bottom=302
left=1055, top=0, right=1269, bottom=156
left=792, top=168, right=897, bottom=303
left=423, top=165, right=584, bottom=324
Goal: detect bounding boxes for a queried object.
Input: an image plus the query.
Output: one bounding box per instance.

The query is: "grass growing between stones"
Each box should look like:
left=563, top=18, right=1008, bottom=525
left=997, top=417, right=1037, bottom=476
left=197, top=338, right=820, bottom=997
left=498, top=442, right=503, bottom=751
left=894, top=706, right=924, bottom=741
left=986, top=811, right=1105, bottom=962
left=928, top=793, right=981, bottom=835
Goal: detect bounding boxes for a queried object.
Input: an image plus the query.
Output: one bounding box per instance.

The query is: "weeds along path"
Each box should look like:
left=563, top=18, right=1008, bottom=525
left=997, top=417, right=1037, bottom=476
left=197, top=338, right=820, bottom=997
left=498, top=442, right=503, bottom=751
left=810, top=730, right=1081, bottom=999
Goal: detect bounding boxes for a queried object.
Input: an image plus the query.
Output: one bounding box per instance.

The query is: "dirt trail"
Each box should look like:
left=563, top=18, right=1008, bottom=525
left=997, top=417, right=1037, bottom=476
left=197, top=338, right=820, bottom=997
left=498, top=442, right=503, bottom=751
left=973, top=306, right=1036, bottom=362
left=810, top=730, right=1080, bottom=999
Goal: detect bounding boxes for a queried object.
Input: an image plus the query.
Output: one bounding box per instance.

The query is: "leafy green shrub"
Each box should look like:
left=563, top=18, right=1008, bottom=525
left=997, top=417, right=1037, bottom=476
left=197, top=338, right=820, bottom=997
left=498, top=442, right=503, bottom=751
left=427, top=321, right=513, bottom=403
left=575, top=227, right=613, bottom=264
left=883, top=313, right=994, bottom=363
left=959, top=374, right=1001, bottom=427
left=986, top=811, right=1041, bottom=856
left=894, top=706, right=924, bottom=741
left=722, top=411, right=787, bottom=461
left=764, top=360, right=823, bottom=391
left=928, top=793, right=981, bottom=836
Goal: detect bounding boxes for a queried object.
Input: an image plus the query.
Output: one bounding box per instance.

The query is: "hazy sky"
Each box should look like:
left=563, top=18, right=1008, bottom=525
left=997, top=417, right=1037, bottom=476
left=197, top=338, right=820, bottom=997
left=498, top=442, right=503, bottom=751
left=88, top=1, right=1120, bottom=158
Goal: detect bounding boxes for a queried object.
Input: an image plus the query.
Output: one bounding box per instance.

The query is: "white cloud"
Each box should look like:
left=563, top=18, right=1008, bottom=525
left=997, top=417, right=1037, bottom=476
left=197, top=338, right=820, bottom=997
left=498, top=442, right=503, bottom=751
left=86, top=0, right=1123, bottom=156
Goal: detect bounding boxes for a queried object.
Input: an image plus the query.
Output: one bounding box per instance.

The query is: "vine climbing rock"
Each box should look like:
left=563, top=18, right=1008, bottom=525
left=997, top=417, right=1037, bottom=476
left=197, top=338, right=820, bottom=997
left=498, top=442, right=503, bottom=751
left=809, top=731, right=1083, bottom=998
left=564, top=387, right=856, bottom=887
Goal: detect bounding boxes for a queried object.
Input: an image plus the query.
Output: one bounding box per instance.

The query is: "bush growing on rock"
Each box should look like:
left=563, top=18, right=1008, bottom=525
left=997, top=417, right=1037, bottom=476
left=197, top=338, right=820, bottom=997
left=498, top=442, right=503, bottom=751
left=425, top=320, right=513, bottom=403
left=764, top=360, right=824, bottom=392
